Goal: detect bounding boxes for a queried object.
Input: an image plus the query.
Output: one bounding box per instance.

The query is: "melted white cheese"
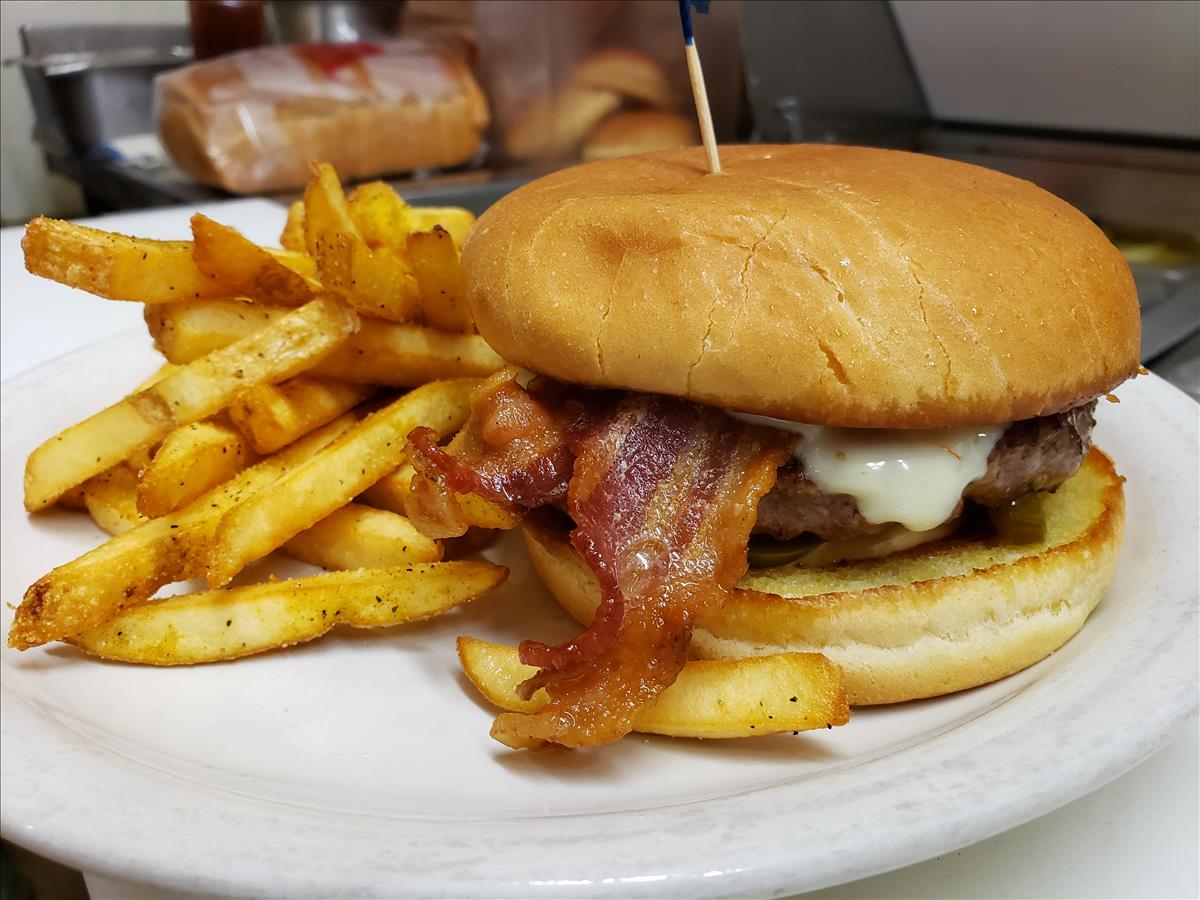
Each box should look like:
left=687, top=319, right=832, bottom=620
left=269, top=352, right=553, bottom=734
left=729, top=412, right=1003, bottom=531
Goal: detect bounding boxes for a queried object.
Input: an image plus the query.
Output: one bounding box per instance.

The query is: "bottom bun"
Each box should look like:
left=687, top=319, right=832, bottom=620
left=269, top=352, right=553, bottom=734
left=522, top=448, right=1125, bottom=706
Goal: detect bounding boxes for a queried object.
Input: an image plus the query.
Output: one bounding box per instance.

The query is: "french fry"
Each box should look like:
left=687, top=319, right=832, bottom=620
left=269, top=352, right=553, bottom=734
left=284, top=503, right=442, bottom=569
left=69, top=562, right=508, bottom=666
left=228, top=376, right=373, bottom=454
left=82, top=464, right=147, bottom=536
left=58, top=484, right=88, bottom=512
left=207, top=379, right=477, bottom=586
left=22, top=217, right=224, bottom=303
left=305, top=163, right=421, bottom=323
left=407, top=226, right=474, bottom=333
left=316, top=231, right=421, bottom=323
left=457, top=637, right=850, bottom=739
left=362, top=461, right=520, bottom=531
left=136, top=419, right=255, bottom=517
left=406, top=207, right=474, bottom=249
left=25, top=296, right=358, bottom=511
left=147, top=299, right=505, bottom=386
left=347, top=181, right=412, bottom=250
left=302, top=162, right=360, bottom=258
left=190, top=214, right=319, bottom=305
left=9, top=416, right=356, bottom=650
left=280, top=200, right=306, bottom=252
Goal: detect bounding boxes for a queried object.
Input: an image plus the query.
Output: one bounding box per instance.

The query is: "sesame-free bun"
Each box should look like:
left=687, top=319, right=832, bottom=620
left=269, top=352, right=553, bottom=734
left=523, top=448, right=1125, bottom=706
left=463, top=145, right=1140, bottom=427
left=582, top=111, right=699, bottom=161
left=573, top=48, right=678, bottom=110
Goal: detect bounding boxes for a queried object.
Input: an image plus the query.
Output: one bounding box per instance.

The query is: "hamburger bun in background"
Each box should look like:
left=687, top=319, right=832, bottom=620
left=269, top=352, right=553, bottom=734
left=459, top=144, right=1141, bottom=705
left=582, top=111, right=700, bottom=161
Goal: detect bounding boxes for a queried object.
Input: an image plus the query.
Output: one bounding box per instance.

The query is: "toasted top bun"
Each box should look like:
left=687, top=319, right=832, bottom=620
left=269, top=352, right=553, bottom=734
left=582, top=111, right=699, bottom=161
left=463, top=145, right=1140, bottom=427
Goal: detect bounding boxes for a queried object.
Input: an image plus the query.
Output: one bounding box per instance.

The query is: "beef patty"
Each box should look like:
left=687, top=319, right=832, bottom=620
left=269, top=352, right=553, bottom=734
left=754, top=401, right=1097, bottom=541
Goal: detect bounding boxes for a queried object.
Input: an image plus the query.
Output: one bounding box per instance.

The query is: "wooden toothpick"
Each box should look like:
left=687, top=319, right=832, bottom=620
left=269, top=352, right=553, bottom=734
left=679, top=0, right=721, bottom=173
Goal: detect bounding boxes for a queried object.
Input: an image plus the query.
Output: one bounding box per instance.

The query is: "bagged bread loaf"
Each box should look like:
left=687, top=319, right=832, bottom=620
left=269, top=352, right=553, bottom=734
left=157, top=40, right=489, bottom=194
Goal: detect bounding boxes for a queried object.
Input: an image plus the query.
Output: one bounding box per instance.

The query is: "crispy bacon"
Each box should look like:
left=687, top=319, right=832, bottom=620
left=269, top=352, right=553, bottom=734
left=404, top=369, right=590, bottom=538
left=406, top=372, right=792, bottom=748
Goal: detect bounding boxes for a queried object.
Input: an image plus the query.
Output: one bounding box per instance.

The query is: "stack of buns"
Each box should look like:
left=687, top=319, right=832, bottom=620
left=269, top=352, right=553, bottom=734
left=503, top=49, right=699, bottom=163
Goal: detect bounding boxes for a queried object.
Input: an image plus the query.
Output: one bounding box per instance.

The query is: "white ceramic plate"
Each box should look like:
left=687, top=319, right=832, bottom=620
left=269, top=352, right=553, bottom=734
left=2, top=331, right=1197, bottom=898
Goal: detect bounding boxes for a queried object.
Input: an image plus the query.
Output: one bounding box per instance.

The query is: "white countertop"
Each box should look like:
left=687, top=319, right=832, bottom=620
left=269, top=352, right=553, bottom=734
left=1, top=202, right=1196, bottom=900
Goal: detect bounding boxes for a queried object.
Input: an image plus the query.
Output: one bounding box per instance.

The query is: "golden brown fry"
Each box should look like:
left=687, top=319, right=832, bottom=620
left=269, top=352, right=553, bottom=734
left=82, top=464, right=147, bottom=536
left=316, top=231, right=421, bottom=323
left=133, top=362, right=181, bottom=391
left=228, top=376, right=373, bottom=454
left=280, top=200, right=306, bottom=252
left=406, top=207, right=475, bottom=249
left=305, top=163, right=421, bottom=323
left=347, top=181, right=411, bottom=250
left=22, top=217, right=223, bottom=303
left=58, top=484, right=88, bottom=512
left=136, top=419, right=255, bottom=517
left=9, top=416, right=356, bottom=650
left=407, top=226, right=474, bottom=333
left=190, top=214, right=320, bottom=306
left=147, top=299, right=505, bottom=386
left=302, top=162, right=360, bottom=258
left=284, top=503, right=442, bottom=569
left=458, top=637, right=850, bottom=740
left=207, top=379, right=476, bottom=586
left=363, top=461, right=520, bottom=531
left=25, top=296, right=358, bottom=511
left=69, top=562, right=507, bottom=666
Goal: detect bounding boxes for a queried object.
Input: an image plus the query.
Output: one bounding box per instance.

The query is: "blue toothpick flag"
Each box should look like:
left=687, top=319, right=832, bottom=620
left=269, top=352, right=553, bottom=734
left=678, top=0, right=711, bottom=45
left=679, top=0, right=720, bottom=172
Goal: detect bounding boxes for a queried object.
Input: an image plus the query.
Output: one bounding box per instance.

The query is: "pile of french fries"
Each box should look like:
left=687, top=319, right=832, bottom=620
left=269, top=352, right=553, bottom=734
left=9, top=162, right=848, bottom=744
left=13, top=163, right=508, bottom=664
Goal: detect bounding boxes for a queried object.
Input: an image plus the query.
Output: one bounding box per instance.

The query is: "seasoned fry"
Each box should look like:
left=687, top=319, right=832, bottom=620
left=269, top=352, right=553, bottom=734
left=22, top=217, right=223, bottom=303
left=69, top=562, right=508, bottom=665
left=82, top=464, right=147, bottom=536
left=137, top=419, right=255, bottom=517
left=457, top=637, right=850, bottom=739
left=284, top=503, right=442, bottom=569
left=9, top=416, right=356, bottom=650
left=207, top=379, right=476, bottom=586
left=24, top=296, right=358, bottom=511
left=190, top=214, right=319, bottom=305
left=347, top=181, right=411, bottom=250
left=316, top=230, right=421, bottom=323
left=147, top=299, right=505, bottom=386
left=406, top=207, right=474, bottom=249
left=228, top=376, right=373, bottom=454
left=280, top=200, right=306, bottom=252
left=363, top=461, right=520, bottom=531
left=305, top=163, right=421, bottom=323
left=302, top=162, right=361, bottom=258
left=58, top=484, right=88, bottom=512
left=407, top=226, right=474, bottom=333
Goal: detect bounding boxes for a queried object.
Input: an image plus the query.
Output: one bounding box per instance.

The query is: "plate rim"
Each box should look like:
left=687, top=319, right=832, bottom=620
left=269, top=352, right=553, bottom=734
left=2, top=332, right=1197, bottom=898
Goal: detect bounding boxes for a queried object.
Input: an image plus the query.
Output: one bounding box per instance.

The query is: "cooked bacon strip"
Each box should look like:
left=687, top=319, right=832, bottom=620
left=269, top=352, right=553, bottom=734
left=406, top=373, right=791, bottom=748
left=404, top=369, right=588, bottom=537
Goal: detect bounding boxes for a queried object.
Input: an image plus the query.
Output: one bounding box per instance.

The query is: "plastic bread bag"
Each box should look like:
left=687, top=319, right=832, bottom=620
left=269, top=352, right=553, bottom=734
left=156, top=39, right=489, bottom=194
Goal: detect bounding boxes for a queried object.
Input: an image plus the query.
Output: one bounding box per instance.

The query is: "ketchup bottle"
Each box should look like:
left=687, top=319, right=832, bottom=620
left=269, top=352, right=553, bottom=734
left=188, top=0, right=266, bottom=60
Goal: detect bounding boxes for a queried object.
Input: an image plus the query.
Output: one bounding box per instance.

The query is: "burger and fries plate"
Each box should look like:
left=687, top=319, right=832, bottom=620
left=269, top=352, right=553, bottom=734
left=1, top=186, right=1197, bottom=897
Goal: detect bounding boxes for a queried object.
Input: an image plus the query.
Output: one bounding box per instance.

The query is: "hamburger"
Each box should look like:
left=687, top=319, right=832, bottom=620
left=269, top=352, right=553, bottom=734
left=405, top=145, right=1139, bottom=749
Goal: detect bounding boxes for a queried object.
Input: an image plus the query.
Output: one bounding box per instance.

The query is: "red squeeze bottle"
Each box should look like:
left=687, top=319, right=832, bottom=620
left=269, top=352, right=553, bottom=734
left=188, top=0, right=266, bottom=60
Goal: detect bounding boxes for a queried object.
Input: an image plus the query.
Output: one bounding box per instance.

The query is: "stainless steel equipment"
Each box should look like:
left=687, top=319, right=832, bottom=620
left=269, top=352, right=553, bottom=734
left=262, top=0, right=405, bottom=44
left=16, top=24, right=192, bottom=156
